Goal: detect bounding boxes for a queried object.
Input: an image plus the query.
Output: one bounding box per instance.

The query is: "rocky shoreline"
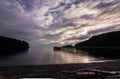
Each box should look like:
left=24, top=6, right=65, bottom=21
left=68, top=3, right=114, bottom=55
left=1, top=60, right=120, bottom=79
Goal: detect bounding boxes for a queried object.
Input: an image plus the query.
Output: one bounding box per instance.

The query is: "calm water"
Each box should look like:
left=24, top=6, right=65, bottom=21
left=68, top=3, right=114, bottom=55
left=0, top=47, right=118, bottom=66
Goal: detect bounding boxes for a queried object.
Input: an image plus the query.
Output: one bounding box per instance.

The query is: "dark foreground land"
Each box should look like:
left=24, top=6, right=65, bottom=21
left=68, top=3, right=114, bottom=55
left=1, top=60, right=120, bottom=79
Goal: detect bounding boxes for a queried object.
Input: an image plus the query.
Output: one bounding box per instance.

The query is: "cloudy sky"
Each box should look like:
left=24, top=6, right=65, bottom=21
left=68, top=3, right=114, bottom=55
left=0, top=0, right=120, bottom=46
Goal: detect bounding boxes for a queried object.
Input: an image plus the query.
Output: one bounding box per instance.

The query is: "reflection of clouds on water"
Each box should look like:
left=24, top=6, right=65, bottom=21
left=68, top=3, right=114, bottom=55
left=0, top=47, right=115, bottom=66
left=55, top=50, right=100, bottom=63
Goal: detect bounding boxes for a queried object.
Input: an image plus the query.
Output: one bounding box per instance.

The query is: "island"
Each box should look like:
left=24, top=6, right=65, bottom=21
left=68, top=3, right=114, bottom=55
left=54, top=45, right=73, bottom=51
left=0, top=36, right=29, bottom=54
left=53, top=47, right=61, bottom=51
left=53, top=31, right=120, bottom=55
left=75, top=31, right=120, bottom=49
left=54, top=31, right=120, bottom=50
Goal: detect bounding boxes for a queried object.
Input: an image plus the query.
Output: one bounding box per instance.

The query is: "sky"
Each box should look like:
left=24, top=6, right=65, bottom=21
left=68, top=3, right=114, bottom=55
left=0, top=0, right=120, bottom=47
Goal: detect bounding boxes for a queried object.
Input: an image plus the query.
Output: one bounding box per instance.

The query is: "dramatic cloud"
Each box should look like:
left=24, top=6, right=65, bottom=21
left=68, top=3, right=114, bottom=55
left=0, top=0, right=120, bottom=46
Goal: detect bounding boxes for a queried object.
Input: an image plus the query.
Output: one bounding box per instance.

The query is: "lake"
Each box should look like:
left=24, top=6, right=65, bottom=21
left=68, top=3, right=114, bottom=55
left=0, top=47, right=119, bottom=66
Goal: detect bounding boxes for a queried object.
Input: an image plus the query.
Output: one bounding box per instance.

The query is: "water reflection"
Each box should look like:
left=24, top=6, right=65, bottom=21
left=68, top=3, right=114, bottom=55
left=0, top=50, right=28, bottom=59
left=54, top=48, right=120, bottom=61
left=54, top=49, right=104, bottom=63
left=0, top=47, right=119, bottom=66
left=79, top=48, right=120, bottom=59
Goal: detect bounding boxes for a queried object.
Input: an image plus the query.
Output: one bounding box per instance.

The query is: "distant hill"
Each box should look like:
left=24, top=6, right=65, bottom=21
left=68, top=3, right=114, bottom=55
left=75, top=31, right=120, bottom=48
left=0, top=36, right=29, bottom=54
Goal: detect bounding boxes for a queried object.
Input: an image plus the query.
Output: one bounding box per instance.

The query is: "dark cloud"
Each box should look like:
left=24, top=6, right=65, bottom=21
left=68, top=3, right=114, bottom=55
left=80, top=14, right=94, bottom=20
left=16, top=0, right=34, bottom=11
left=74, top=0, right=85, bottom=5
left=64, top=3, right=72, bottom=10
left=95, top=1, right=120, bottom=9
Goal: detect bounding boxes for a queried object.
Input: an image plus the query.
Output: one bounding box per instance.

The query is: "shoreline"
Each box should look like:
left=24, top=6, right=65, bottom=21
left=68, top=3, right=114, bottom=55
left=1, top=60, right=120, bottom=78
